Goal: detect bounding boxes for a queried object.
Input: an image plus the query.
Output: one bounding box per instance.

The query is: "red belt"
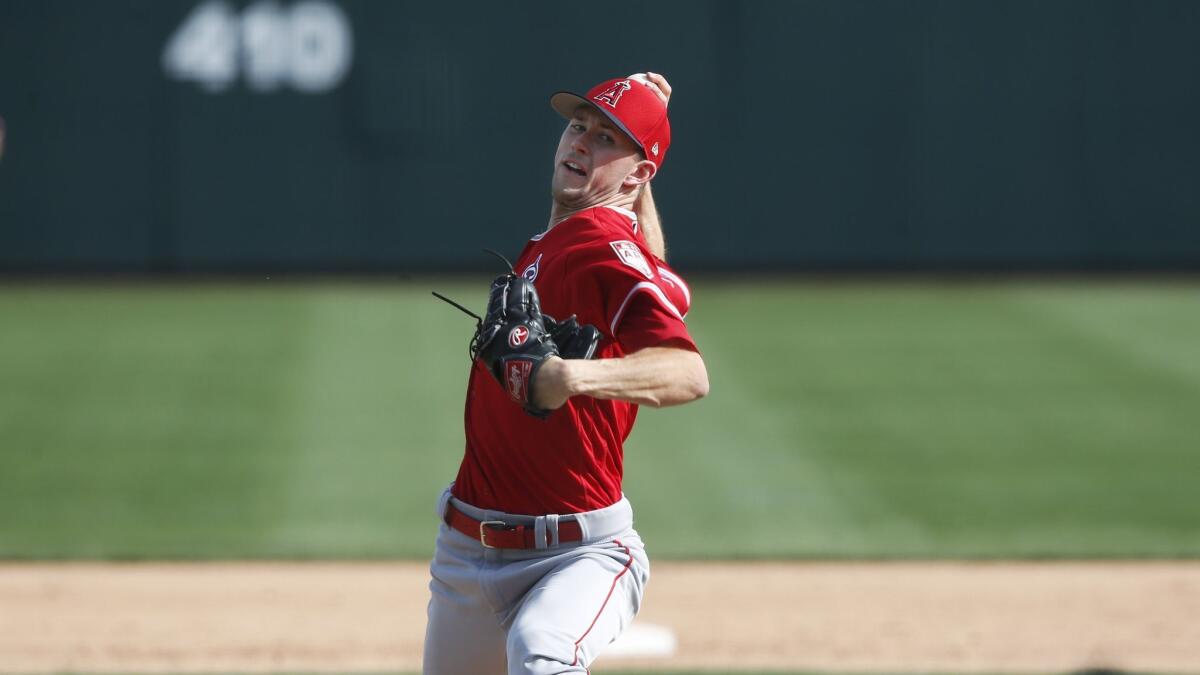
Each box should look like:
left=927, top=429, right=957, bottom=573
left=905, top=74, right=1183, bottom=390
left=444, top=502, right=583, bottom=549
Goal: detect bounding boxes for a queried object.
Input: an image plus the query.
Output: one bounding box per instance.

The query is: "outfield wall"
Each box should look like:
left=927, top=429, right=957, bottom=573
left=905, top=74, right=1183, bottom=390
left=1, top=0, right=1198, bottom=272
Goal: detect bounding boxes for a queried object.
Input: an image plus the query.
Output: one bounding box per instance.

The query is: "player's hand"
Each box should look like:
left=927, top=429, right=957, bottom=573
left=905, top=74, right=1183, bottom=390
left=631, top=72, right=671, bottom=107
left=532, top=356, right=574, bottom=411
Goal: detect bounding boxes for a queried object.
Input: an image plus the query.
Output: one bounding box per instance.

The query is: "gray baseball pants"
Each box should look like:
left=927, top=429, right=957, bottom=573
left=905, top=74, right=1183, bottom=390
left=422, top=486, right=650, bottom=675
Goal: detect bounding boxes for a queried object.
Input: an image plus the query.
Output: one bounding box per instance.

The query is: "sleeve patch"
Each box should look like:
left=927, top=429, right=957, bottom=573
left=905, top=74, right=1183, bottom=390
left=609, top=240, right=654, bottom=280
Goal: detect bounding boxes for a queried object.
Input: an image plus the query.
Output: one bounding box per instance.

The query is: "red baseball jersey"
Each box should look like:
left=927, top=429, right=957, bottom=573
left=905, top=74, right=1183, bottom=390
left=452, top=206, right=697, bottom=515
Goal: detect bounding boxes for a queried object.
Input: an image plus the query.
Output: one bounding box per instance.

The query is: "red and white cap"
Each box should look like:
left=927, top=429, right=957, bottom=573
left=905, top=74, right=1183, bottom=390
left=550, top=76, right=671, bottom=170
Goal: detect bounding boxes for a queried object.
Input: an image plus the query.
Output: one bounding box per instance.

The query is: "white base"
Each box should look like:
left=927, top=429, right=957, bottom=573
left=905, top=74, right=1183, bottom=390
left=606, top=621, right=678, bottom=659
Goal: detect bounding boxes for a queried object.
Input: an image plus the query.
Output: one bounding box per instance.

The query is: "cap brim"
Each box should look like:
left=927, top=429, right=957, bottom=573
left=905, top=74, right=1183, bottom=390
left=550, top=91, right=589, bottom=120
left=549, top=90, right=646, bottom=158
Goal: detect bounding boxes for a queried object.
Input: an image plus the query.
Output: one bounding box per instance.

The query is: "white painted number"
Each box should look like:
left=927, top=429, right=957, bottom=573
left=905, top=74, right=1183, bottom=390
left=287, top=1, right=354, bottom=92
left=162, top=1, right=239, bottom=92
left=240, top=1, right=290, bottom=92
left=162, top=0, right=353, bottom=94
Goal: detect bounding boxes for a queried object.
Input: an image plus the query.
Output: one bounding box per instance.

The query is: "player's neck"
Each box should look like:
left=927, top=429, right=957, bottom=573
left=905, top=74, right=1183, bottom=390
left=548, top=193, right=636, bottom=228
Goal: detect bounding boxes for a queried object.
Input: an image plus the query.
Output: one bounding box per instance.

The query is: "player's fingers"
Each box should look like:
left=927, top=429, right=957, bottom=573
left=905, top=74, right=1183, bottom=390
left=629, top=72, right=670, bottom=106
left=646, top=72, right=672, bottom=103
left=643, top=81, right=669, bottom=106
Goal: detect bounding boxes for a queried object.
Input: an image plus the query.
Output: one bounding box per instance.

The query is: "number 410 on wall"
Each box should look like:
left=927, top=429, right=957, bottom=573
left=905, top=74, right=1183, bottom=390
left=162, top=0, right=354, bottom=94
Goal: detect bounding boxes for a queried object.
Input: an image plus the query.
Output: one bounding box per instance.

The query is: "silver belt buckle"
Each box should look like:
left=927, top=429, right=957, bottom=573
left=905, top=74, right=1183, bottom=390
left=479, top=520, right=507, bottom=549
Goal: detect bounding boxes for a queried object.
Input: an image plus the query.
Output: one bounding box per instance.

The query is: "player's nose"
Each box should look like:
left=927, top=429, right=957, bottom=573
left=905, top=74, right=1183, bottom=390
left=570, top=135, right=589, bottom=155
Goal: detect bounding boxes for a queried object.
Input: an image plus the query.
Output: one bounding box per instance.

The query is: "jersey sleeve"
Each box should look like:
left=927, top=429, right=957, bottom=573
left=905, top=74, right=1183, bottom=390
left=615, top=292, right=698, bottom=353
left=563, top=238, right=696, bottom=353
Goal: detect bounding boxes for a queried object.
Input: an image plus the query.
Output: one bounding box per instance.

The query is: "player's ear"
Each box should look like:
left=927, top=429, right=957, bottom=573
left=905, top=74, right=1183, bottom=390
left=622, top=159, right=657, bottom=188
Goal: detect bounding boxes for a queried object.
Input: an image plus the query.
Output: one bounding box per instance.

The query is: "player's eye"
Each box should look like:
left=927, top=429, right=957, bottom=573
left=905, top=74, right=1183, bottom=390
left=600, top=133, right=613, bottom=144
left=570, top=122, right=585, bottom=132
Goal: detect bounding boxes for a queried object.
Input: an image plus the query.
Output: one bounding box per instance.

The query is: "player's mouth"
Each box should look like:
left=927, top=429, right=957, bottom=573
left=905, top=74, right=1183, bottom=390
left=562, top=160, right=588, bottom=177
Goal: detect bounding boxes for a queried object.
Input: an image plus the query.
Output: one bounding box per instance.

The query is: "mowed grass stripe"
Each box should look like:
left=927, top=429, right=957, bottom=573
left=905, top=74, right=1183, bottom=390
left=0, top=286, right=311, bottom=557
left=622, top=288, right=883, bottom=557
left=260, top=286, right=468, bottom=557
left=1, top=281, right=1198, bottom=559
left=626, top=282, right=1200, bottom=558
left=0, top=283, right=482, bottom=559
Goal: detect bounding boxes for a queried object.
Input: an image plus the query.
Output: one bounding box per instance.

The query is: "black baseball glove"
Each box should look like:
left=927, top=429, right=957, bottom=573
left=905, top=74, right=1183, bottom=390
left=470, top=274, right=601, bottom=417
left=544, top=313, right=602, bottom=361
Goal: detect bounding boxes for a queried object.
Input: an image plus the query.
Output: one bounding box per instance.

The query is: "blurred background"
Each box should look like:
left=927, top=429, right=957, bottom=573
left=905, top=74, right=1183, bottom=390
left=3, top=0, right=1199, bottom=273
left=1, top=0, right=1199, bottom=563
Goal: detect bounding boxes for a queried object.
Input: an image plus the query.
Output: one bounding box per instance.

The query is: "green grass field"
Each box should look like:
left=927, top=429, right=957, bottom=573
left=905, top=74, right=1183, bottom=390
left=1, top=279, right=1198, bottom=560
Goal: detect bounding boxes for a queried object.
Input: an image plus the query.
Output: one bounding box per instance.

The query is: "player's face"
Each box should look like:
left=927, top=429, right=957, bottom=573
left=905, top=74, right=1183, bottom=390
left=551, top=107, right=649, bottom=207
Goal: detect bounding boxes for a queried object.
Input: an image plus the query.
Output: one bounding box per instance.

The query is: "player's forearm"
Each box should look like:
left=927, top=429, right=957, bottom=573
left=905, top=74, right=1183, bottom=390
left=539, top=347, right=708, bottom=409
left=634, top=184, right=667, bottom=260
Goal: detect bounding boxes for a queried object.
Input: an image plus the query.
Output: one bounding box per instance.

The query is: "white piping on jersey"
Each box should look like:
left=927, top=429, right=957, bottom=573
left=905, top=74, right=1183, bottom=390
left=603, top=205, right=639, bottom=234
left=610, top=281, right=685, bottom=336
left=533, top=206, right=636, bottom=239
left=605, top=205, right=637, bottom=220
left=655, top=266, right=691, bottom=317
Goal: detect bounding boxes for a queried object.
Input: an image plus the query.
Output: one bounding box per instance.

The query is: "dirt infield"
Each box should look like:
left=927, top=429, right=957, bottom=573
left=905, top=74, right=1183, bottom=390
left=2, top=561, right=1199, bottom=673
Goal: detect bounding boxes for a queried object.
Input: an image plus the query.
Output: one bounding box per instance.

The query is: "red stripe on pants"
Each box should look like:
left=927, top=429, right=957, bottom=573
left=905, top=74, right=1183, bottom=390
left=571, top=539, right=633, bottom=667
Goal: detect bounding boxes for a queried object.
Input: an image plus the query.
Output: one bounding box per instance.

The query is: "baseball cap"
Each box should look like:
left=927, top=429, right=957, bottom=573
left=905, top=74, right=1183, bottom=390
left=550, top=76, right=671, bottom=169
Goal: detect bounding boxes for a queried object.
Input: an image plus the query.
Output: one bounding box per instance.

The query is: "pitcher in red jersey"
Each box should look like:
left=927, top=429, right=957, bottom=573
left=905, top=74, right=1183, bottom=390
left=423, top=73, right=709, bottom=675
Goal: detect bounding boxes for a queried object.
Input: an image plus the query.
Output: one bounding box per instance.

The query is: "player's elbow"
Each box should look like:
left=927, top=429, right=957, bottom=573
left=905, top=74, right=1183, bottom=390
left=663, top=352, right=709, bottom=407
left=687, top=355, right=710, bottom=401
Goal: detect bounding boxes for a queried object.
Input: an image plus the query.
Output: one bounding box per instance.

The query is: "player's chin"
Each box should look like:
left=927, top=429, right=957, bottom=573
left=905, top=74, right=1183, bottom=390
left=551, top=180, right=589, bottom=205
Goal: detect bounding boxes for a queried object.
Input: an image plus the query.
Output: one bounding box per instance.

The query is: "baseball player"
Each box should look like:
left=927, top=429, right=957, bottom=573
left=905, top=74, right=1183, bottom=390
left=423, top=72, right=708, bottom=675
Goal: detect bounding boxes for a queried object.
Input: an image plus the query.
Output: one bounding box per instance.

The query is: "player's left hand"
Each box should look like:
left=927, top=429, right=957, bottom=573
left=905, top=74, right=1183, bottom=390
left=473, top=274, right=560, bottom=417
left=472, top=275, right=601, bottom=417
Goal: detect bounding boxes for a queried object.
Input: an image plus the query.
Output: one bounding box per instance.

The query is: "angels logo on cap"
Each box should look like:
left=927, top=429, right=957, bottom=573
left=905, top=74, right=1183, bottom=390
left=550, top=75, right=672, bottom=169
left=592, top=80, right=632, bottom=108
